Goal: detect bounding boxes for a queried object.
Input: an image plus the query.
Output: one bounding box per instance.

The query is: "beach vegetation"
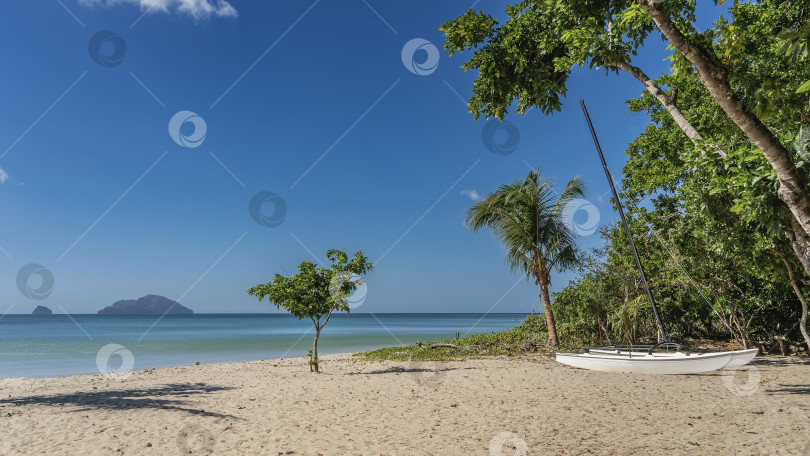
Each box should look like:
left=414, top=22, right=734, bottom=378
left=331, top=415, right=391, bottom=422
left=357, top=312, right=553, bottom=361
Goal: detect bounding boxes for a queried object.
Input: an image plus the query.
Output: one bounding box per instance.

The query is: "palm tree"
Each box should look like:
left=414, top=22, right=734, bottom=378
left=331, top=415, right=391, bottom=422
left=466, top=169, right=585, bottom=346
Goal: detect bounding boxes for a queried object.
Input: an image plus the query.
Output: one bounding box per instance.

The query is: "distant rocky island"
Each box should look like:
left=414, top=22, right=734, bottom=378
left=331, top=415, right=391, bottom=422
left=97, top=294, right=193, bottom=315
left=32, top=305, right=52, bottom=315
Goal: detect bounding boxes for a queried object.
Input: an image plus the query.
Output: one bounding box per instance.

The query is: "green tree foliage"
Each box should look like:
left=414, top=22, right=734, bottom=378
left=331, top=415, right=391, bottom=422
left=552, top=4, right=810, bottom=346
left=441, top=0, right=810, bottom=279
left=443, top=0, right=810, bottom=349
left=612, top=3, right=810, bottom=347
left=777, top=18, right=810, bottom=94
left=465, top=169, right=584, bottom=346
left=248, top=249, right=373, bottom=372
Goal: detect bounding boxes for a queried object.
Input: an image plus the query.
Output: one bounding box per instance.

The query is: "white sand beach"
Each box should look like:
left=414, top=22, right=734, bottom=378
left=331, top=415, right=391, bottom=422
left=0, top=354, right=807, bottom=455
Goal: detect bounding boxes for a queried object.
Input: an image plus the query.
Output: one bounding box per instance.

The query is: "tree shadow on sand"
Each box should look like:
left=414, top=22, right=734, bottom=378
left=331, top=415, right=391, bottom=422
left=697, top=356, right=810, bottom=396
left=747, top=356, right=810, bottom=367
left=347, top=365, right=471, bottom=376
left=698, top=356, right=806, bottom=375
left=0, top=382, right=241, bottom=419
left=767, top=384, right=810, bottom=395
left=749, top=357, right=810, bottom=396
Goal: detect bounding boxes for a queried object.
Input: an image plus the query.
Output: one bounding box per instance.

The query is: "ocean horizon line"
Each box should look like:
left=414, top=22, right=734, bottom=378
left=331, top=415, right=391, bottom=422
left=5, top=311, right=538, bottom=316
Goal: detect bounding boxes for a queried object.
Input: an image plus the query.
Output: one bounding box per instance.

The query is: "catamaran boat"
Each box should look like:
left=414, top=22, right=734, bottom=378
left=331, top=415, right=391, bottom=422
left=556, top=343, right=758, bottom=374
left=554, top=101, right=758, bottom=375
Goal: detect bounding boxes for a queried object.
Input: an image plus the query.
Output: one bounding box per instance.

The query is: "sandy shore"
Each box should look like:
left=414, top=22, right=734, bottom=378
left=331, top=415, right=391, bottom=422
left=0, top=353, right=807, bottom=455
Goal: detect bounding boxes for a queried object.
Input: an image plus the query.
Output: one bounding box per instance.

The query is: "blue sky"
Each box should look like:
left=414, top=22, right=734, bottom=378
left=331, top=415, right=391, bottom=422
left=0, top=0, right=726, bottom=314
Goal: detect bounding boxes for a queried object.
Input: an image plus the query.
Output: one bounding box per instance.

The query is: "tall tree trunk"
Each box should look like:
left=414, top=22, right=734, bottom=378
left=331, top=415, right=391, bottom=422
left=776, top=250, right=810, bottom=349
left=641, top=1, right=810, bottom=251
left=311, top=329, right=321, bottom=373
left=539, top=281, right=558, bottom=346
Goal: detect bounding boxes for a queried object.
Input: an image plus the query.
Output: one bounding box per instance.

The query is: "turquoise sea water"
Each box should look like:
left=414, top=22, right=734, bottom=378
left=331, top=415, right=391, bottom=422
left=0, top=313, right=528, bottom=379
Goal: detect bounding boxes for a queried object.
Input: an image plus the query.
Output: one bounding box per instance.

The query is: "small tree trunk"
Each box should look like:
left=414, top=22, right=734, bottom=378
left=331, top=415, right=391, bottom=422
left=729, top=306, right=752, bottom=349
left=599, top=320, right=610, bottom=344
left=539, top=282, right=559, bottom=346
left=777, top=250, right=810, bottom=350
left=311, top=329, right=321, bottom=373
left=785, top=211, right=810, bottom=279
left=800, top=296, right=810, bottom=352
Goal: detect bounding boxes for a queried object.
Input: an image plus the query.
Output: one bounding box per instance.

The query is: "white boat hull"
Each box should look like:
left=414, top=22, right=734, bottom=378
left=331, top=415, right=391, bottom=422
left=723, top=348, right=759, bottom=368
left=555, top=350, right=743, bottom=374
left=586, top=347, right=758, bottom=369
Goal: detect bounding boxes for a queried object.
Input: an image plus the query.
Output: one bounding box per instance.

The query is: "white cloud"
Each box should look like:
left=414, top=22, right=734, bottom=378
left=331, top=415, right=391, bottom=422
left=0, top=167, right=8, bottom=184
left=79, top=0, right=238, bottom=20
left=460, top=189, right=481, bottom=201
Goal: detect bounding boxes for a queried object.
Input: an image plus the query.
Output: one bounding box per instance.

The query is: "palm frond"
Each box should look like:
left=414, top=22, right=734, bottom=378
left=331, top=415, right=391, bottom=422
left=466, top=168, right=588, bottom=282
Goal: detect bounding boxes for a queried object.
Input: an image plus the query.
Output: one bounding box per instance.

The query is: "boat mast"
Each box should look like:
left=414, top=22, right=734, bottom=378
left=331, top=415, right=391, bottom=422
left=580, top=100, right=670, bottom=342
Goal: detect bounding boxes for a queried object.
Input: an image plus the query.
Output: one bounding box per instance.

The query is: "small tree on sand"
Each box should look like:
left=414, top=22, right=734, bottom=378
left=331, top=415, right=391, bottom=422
left=248, top=249, right=373, bottom=373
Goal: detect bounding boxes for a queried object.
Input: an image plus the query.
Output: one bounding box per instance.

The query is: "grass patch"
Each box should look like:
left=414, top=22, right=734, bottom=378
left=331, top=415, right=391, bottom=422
left=355, top=313, right=555, bottom=361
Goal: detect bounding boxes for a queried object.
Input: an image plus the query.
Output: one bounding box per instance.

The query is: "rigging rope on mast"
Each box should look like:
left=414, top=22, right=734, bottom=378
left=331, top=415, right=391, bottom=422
left=630, top=200, right=734, bottom=334
left=622, top=197, right=736, bottom=335
left=580, top=99, right=735, bottom=340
